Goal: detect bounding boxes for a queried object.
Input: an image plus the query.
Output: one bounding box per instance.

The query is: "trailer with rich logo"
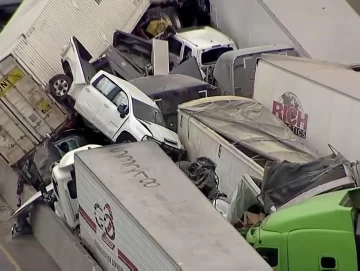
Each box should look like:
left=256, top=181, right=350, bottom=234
left=253, top=54, right=360, bottom=161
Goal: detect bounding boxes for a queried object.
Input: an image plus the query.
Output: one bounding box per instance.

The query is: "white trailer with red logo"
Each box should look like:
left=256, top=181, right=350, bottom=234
left=253, top=54, right=360, bottom=161
left=74, top=141, right=271, bottom=271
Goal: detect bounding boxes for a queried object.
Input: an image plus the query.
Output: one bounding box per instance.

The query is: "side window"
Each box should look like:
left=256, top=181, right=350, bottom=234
left=52, top=177, right=59, bottom=198
left=67, top=179, right=77, bottom=199
left=93, top=76, right=118, bottom=96
left=168, top=37, right=182, bottom=57
left=256, top=248, right=278, bottom=267
left=183, top=45, right=192, bottom=60
left=56, top=139, right=80, bottom=155
left=112, top=91, right=129, bottom=113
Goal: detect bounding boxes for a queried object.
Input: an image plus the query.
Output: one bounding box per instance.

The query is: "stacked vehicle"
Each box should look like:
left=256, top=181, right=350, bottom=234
left=4, top=1, right=360, bottom=271
left=12, top=142, right=272, bottom=270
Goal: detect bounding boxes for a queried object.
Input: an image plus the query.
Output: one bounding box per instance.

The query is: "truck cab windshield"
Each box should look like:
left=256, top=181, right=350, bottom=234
left=201, top=47, right=233, bottom=65
left=132, top=99, right=166, bottom=127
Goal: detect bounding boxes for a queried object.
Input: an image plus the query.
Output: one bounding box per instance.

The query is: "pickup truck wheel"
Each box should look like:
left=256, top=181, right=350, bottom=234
left=49, top=74, right=72, bottom=102
left=163, top=7, right=182, bottom=30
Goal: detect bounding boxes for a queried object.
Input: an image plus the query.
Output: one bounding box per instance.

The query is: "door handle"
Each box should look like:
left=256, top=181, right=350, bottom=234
left=104, top=104, right=109, bottom=108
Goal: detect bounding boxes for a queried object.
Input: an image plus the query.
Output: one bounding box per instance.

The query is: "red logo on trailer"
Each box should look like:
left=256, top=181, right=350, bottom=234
left=81, top=203, right=138, bottom=270
left=272, top=92, right=308, bottom=138
left=94, top=203, right=116, bottom=250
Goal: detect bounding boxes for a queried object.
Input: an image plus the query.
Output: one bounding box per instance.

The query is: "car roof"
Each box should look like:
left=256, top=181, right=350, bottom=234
left=175, top=26, right=235, bottom=49
left=103, top=71, right=158, bottom=108
left=130, top=74, right=214, bottom=96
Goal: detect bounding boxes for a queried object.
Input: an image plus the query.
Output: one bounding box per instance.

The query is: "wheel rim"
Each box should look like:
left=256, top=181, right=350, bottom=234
left=53, top=79, right=69, bottom=96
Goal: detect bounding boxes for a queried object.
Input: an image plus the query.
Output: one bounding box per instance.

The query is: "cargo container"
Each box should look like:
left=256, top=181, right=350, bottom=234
left=0, top=56, right=67, bottom=165
left=0, top=0, right=151, bottom=86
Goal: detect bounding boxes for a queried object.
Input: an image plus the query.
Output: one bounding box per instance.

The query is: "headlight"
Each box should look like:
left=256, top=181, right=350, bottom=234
left=142, top=135, right=184, bottom=159
left=142, top=135, right=160, bottom=143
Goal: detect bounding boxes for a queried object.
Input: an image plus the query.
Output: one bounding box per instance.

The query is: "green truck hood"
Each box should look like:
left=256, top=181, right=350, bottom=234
left=261, top=189, right=355, bottom=233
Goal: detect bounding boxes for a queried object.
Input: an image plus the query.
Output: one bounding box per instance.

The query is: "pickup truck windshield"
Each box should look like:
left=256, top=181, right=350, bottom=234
left=132, top=99, right=166, bottom=127
left=201, top=47, right=233, bottom=65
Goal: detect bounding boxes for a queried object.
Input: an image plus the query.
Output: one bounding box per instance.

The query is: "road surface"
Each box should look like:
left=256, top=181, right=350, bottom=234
left=0, top=196, right=59, bottom=271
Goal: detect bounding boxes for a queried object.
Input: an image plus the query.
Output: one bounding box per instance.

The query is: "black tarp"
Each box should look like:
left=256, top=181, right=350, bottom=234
left=131, top=74, right=220, bottom=131
left=170, top=57, right=204, bottom=80
left=261, top=153, right=350, bottom=211
left=179, top=97, right=318, bottom=164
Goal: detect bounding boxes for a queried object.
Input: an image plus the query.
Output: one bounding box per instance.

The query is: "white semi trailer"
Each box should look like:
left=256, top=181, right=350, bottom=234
left=253, top=54, right=360, bottom=161
left=209, top=0, right=360, bottom=67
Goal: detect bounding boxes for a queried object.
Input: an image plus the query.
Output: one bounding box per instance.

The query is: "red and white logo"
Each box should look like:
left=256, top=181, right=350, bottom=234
left=272, top=92, right=308, bottom=139
left=94, top=203, right=116, bottom=250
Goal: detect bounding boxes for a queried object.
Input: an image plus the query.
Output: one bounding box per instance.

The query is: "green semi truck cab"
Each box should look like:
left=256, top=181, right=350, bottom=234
left=247, top=188, right=360, bottom=271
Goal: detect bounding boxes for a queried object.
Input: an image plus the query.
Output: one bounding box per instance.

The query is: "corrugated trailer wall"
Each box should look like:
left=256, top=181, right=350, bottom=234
left=12, top=0, right=150, bottom=85
left=0, top=56, right=67, bottom=165
left=209, top=0, right=294, bottom=49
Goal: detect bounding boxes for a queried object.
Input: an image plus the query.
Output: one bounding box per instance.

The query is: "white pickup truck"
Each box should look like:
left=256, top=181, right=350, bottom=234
left=52, top=37, right=184, bottom=159
left=167, top=26, right=237, bottom=79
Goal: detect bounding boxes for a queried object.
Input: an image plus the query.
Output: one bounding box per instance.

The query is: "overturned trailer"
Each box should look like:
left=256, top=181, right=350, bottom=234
left=178, top=96, right=358, bottom=223
left=178, top=96, right=318, bottom=218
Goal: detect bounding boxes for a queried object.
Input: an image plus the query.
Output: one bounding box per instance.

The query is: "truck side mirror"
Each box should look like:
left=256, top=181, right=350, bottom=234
left=117, top=104, right=128, bottom=119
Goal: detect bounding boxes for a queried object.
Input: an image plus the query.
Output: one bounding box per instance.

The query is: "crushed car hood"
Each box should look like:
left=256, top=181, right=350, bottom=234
left=179, top=96, right=318, bottom=164
left=139, top=120, right=183, bottom=150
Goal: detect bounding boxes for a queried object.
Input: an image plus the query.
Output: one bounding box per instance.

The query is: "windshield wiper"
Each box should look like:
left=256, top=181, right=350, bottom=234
left=138, top=118, right=151, bottom=125
left=154, top=111, right=159, bottom=125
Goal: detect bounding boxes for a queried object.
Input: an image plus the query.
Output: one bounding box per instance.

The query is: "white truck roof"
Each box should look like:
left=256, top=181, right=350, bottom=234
left=260, top=54, right=360, bottom=101
left=105, top=72, right=158, bottom=107
left=175, top=26, right=235, bottom=49
left=75, top=142, right=271, bottom=270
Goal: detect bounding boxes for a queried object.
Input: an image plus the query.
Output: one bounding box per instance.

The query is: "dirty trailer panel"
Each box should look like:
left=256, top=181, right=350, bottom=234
left=75, top=142, right=271, bottom=271
left=0, top=56, right=67, bottom=165
left=177, top=106, right=264, bottom=200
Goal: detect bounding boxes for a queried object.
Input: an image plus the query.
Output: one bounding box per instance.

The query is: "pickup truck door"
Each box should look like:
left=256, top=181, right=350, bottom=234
left=92, top=75, right=129, bottom=140
left=74, top=86, right=104, bottom=122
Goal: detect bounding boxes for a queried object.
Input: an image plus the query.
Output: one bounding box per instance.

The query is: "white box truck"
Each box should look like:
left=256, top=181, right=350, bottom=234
left=253, top=54, right=360, bottom=161
left=74, top=141, right=271, bottom=270
left=209, top=0, right=360, bottom=67
left=0, top=0, right=151, bottom=86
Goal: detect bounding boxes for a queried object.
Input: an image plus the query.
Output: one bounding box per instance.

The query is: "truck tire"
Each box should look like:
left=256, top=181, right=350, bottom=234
left=49, top=74, right=73, bottom=103
left=116, top=133, right=137, bottom=144
left=162, top=7, right=182, bottom=30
